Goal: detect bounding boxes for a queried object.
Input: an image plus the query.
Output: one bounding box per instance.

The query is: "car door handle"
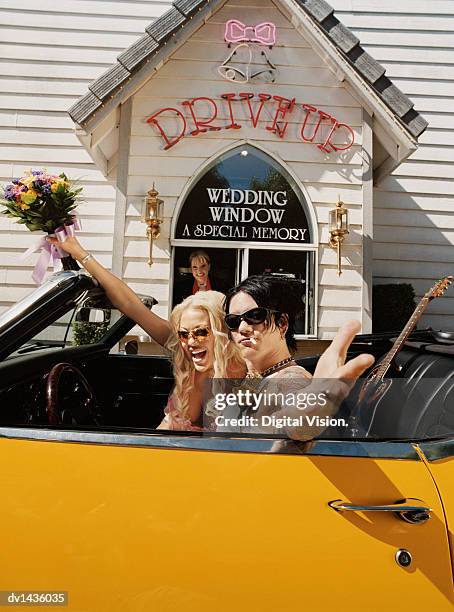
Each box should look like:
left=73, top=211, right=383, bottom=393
left=328, top=498, right=432, bottom=524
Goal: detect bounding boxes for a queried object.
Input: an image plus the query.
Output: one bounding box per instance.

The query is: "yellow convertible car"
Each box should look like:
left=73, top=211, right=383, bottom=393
left=0, top=271, right=453, bottom=611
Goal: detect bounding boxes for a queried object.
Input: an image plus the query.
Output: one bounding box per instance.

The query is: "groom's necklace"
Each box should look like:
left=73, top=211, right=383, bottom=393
left=261, top=356, right=294, bottom=377
left=246, top=356, right=294, bottom=379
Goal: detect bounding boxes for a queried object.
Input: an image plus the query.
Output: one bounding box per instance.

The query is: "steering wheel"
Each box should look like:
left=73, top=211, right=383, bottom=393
left=46, top=362, right=99, bottom=426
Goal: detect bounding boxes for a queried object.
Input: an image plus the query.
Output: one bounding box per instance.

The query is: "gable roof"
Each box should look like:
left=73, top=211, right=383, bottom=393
left=68, top=0, right=427, bottom=140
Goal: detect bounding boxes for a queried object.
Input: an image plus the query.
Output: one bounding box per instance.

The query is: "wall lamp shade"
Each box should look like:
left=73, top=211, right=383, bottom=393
left=142, top=184, right=164, bottom=266
left=329, top=199, right=349, bottom=276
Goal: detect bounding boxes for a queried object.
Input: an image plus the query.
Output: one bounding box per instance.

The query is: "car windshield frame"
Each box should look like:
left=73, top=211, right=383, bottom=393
left=0, top=271, right=156, bottom=360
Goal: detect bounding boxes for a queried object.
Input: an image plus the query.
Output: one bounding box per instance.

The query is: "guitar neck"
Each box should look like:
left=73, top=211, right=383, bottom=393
left=375, top=296, right=430, bottom=379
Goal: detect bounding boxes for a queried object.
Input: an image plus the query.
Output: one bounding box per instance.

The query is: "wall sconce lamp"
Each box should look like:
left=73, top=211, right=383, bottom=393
left=142, top=184, right=163, bottom=266
left=329, top=198, right=349, bottom=276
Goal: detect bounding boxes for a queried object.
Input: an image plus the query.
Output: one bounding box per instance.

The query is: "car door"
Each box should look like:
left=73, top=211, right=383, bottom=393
left=0, top=429, right=452, bottom=611
left=417, top=438, right=454, bottom=572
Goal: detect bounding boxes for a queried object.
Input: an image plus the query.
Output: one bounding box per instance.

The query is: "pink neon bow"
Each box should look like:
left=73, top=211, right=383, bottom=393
left=19, top=217, right=81, bottom=284
left=224, top=20, right=276, bottom=46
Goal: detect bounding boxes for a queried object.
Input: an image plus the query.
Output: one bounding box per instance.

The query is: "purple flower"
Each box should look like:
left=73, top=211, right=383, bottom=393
left=42, top=184, right=52, bottom=194
left=31, top=169, right=42, bottom=176
left=11, top=178, right=20, bottom=185
left=3, top=187, right=14, bottom=200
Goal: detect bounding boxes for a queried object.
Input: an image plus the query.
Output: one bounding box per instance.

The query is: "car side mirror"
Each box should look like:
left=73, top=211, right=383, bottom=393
left=75, top=307, right=109, bottom=323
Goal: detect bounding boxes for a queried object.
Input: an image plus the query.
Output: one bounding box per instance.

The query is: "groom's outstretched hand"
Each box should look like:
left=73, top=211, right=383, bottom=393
left=313, top=320, right=375, bottom=381
left=274, top=321, right=375, bottom=441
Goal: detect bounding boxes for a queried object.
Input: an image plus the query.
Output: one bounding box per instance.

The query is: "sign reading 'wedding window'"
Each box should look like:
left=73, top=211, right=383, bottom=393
left=175, top=146, right=311, bottom=243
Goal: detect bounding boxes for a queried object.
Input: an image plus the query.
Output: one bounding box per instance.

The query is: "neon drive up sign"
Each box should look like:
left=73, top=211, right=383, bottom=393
left=146, top=93, right=355, bottom=154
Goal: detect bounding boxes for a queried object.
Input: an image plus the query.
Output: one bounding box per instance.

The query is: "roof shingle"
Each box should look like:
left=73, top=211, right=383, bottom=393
left=89, top=63, right=130, bottom=100
left=68, top=91, right=102, bottom=125
left=145, top=6, right=186, bottom=42
left=323, top=17, right=359, bottom=54
left=174, top=0, right=207, bottom=17
left=299, top=0, right=334, bottom=22
left=118, top=34, right=160, bottom=72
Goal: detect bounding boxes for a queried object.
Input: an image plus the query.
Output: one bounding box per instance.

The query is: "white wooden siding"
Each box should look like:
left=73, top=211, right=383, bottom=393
left=0, top=0, right=171, bottom=315
left=330, top=0, right=454, bottom=330
left=126, top=0, right=364, bottom=335
left=2, top=0, right=452, bottom=336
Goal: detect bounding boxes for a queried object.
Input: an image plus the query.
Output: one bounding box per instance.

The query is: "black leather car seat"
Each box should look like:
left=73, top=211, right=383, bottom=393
left=365, top=346, right=454, bottom=439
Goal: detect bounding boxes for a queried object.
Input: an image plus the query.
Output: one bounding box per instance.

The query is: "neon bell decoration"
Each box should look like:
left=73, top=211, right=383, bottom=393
left=218, top=19, right=278, bottom=84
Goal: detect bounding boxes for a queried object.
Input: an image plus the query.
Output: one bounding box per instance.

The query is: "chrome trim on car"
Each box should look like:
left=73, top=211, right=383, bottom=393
left=329, top=498, right=432, bottom=524
left=418, top=438, right=454, bottom=461
left=0, top=427, right=421, bottom=458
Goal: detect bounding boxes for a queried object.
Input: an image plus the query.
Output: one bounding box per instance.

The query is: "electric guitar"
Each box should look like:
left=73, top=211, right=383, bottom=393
left=357, top=275, right=453, bottom=433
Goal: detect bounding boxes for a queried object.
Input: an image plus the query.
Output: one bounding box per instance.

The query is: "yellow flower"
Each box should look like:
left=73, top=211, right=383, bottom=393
left=21, top=189, right=37, bottom=205
left=51, top=183, right=59, bottom=192
left=21, top=176, right=35, bottom=188
left=18, top=201, right=30, bottom=210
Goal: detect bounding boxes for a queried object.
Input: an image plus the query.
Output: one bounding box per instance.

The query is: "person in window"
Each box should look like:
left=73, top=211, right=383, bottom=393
left=190, top=250, right=212, bottom=294
left=46, top=235, right=245, bottom=430
left=223, top=275, right=375, bottom=439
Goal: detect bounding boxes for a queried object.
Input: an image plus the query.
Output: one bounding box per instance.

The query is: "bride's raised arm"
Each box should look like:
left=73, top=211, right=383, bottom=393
left=47, top=235, right=171, bottom=346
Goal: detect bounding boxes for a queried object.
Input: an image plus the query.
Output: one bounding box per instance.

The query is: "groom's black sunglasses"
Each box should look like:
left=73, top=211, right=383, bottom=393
left=224, top=307, right=279, bottom=331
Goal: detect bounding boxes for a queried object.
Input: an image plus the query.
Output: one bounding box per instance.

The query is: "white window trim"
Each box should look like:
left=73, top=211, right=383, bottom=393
left=169, top=140, right=320, bottom=338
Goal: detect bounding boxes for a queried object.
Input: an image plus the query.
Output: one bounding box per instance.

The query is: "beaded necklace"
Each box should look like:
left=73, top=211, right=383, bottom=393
left=245, top=356, right=295, bottom=379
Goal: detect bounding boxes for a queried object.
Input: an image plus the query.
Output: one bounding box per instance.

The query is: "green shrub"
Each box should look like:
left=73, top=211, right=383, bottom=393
left=372, top=283, right=416, bottom=333
left=72, top=321, right=109, bottom=346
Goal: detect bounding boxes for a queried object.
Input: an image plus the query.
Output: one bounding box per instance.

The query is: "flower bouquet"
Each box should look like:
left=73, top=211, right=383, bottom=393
left=1, top=169, right=84, bottom=282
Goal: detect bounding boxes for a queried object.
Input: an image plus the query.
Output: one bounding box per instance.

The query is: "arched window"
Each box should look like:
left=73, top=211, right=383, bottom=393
left=175, top=144, right=314, bottom=244
left=172, top=145, right=317, bottom=336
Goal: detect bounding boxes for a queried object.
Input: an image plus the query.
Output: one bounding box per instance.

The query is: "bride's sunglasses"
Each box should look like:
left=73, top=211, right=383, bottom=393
left=177, top=326, right=211, bottom=342
left=224, top=307, right=279, bottom=331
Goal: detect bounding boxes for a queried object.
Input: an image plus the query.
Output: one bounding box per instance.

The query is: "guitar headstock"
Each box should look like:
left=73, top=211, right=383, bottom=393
left=426, top=276, right=453, bottom=299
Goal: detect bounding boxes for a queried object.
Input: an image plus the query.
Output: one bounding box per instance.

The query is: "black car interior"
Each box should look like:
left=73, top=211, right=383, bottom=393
left=0, top=328, right=454, bottom=440
left=0, top=345, right=173, bottom=430
left=299, top=334, right=454, bottom=440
